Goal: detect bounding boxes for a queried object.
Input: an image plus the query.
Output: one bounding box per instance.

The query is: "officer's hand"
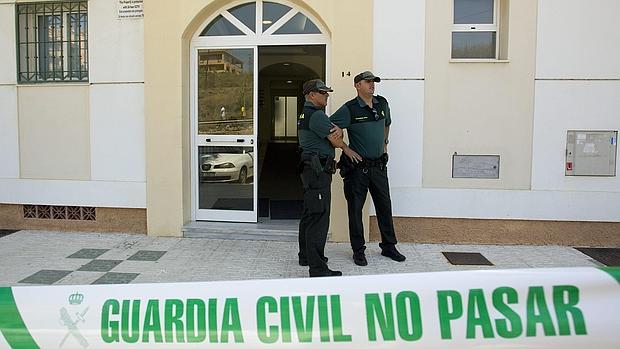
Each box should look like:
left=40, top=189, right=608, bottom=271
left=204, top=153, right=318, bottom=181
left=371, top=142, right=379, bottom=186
left=343, top=147, right=362, bottom=163
left=330, top=125, right=343, bottom=140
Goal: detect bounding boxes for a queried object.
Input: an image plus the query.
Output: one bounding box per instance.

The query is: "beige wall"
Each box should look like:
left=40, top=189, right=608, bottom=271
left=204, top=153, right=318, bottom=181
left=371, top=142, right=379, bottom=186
left=423, top=0, right=538, bottom=189
left=18, top=85, right=91, bottom=180
left=145, top=0, right=372, bottom=237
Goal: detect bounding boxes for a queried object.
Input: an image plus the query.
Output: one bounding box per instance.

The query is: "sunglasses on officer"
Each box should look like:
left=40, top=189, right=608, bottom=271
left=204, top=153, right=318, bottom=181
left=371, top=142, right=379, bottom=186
left=314, top=90, right=328, bottom=95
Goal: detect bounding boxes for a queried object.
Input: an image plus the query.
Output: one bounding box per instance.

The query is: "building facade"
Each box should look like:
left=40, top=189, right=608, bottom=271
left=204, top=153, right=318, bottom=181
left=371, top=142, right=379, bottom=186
left=0, top=0, right=618, bottom=245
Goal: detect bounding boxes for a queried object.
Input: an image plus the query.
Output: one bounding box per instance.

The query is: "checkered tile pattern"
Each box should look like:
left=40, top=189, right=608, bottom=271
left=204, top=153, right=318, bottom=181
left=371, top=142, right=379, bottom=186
left=17, top=247, right=166, bottom=285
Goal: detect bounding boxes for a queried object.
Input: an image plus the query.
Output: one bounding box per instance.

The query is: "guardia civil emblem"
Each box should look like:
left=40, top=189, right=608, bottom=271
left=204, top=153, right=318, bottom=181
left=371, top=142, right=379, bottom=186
left=59, top=292, right=89, bottom=348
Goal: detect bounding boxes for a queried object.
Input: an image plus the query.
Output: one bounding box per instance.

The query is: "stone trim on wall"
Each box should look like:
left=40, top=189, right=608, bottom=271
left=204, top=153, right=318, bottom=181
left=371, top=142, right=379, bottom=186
left=370, top=216, right=620, bottom=247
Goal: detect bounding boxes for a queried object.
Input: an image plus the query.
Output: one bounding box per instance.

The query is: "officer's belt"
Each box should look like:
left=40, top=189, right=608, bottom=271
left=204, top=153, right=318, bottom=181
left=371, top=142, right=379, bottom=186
left=301, top=154, right=330, bottom=166
left=358, top=157, right=384, bottom=168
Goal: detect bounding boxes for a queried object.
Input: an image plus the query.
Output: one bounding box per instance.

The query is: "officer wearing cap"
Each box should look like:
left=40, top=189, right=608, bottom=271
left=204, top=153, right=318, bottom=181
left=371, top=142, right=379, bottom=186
left=330, top=71, right=406, bottom=266
left=297, top=79, right=360, bottom=277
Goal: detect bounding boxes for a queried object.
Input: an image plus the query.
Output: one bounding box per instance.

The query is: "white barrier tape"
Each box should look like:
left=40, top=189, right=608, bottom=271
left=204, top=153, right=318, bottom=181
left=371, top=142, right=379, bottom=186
left=1, top=267, right=618, bottom=348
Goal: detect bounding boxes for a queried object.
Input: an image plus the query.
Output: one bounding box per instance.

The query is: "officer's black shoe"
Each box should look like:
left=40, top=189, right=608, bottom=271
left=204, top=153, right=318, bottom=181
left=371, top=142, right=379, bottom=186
left=299, top=256, right=328, bottom=266
left=309, top=269, right=342, bottom=277
left=381, top=247, right=406, bottom=262
left=353, top=252, right=368, bottom=266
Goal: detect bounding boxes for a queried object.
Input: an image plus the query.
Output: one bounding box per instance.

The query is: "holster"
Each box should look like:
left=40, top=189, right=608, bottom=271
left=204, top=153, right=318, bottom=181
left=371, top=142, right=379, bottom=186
left=310, top=156, right=323, bottom=176
left=337, top=155, right=355, bottom=178
left=324, top=155, right=336, bottom=175
left=302, top=155, right=336, bottom=176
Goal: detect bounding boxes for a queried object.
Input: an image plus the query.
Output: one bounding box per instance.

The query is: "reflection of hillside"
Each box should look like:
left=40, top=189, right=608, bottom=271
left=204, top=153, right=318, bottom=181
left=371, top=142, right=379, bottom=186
left=198, top=71, right=253, bottom=123
left=198, top=123, right=253, bottom=135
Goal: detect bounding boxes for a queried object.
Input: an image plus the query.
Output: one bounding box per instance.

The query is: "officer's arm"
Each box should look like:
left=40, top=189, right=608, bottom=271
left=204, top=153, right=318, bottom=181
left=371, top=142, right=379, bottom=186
left=383, top=100, right=392, bottom=153
left=327, top=134, right=362, bottom=163
left=330, top=124, right=343, bottom=140
left=329, top=105, right=352, bottom=128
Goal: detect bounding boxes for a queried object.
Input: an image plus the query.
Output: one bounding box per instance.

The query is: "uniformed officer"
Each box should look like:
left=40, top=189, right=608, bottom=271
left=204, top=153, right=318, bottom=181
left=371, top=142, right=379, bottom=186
left=297, top=79, right=360, bottom=277
left=330, top=71, right=406, bottom=266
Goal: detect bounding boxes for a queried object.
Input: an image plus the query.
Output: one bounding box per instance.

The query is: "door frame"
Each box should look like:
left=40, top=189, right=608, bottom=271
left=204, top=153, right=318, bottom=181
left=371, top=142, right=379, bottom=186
left=189, top=1, right=331, bottom=222
left=190, top=46, right=258, bottom=223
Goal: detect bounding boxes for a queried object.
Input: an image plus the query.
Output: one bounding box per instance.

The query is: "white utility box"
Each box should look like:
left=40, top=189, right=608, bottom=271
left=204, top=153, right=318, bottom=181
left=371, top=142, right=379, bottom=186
left=565, top=130, right=617, bottom=176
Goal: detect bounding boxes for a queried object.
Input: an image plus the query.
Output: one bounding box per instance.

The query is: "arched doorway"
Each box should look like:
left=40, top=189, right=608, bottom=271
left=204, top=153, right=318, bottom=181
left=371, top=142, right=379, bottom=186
left=190, top=1, right=330, bottom=225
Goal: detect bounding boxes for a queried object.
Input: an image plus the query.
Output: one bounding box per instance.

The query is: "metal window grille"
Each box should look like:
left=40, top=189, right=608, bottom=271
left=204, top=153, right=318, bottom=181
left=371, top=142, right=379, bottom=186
left=17, top=2, right=88, bottom=82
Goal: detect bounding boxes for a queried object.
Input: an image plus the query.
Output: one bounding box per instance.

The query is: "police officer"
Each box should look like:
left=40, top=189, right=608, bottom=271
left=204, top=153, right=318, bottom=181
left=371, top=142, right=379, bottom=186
left=330, top=71, right=406, bottom=266
left=297, top=79, right=360, bottom=277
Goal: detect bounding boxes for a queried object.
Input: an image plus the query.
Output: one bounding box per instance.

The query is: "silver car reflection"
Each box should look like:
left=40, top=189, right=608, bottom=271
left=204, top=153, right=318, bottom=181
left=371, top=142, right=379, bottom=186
left=200, top=152, right=254, bottom=183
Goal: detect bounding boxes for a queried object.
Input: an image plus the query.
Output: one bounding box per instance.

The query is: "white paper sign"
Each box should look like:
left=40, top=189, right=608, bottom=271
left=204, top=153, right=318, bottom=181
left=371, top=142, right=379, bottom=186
left=118, top=0, right=143, bottom=19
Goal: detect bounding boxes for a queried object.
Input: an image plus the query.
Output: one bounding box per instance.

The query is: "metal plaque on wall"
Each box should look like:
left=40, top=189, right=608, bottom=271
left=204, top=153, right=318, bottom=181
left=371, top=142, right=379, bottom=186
left=452, top=154, right=500, bottom=179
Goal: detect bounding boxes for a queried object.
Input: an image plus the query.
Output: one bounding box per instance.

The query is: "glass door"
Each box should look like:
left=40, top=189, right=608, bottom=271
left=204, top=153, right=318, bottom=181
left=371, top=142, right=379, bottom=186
left=194, top=47, right=257, bottom=222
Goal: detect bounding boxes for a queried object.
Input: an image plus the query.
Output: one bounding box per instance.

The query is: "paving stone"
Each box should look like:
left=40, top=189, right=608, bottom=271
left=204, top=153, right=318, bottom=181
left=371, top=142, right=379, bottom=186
left=78, top=260, right=123, bottom=272
left=19, top=270, right=72, bottom=285
left=55, top=271, right=106, bottom=285
left=0, top=230, right=19, bottom=238
left=127, top=250, right=167, bottom=261
left=92, top=272, right=140, bottom=285
left=67, top=248, right=110, bottom=259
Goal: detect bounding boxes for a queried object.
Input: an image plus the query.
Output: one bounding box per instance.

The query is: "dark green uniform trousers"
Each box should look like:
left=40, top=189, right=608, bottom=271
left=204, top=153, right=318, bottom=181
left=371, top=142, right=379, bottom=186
left=298, top=163, right=332, bottom=276
left=343, top=165, right=398, bottom=254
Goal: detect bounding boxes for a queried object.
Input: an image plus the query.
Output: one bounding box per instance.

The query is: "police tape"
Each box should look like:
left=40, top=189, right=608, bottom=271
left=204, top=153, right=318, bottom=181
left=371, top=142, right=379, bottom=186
left=0, top=267, right=618, bottom=348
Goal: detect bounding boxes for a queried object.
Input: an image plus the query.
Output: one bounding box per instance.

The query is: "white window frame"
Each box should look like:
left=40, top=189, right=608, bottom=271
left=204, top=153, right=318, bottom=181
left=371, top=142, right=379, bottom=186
left=451, top=0, right=500, bottom=60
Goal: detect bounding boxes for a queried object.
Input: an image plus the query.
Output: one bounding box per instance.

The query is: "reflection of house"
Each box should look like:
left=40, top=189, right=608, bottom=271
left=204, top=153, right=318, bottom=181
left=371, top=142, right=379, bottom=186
left=199, top=50, right=243, bottom=73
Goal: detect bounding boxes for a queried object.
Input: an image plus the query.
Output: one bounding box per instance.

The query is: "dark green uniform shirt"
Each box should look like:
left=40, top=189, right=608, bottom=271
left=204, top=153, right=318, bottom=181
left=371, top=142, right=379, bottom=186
left=330, top=96, right=391, bottom=159
left=297, top=101, right=335, bottom=158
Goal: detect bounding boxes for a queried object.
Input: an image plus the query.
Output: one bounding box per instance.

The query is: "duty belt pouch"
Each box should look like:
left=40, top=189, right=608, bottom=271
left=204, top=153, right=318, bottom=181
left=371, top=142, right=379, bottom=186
left=380, top=153, right=389, bottom=170
left=381, top=153, right=389, bottom=165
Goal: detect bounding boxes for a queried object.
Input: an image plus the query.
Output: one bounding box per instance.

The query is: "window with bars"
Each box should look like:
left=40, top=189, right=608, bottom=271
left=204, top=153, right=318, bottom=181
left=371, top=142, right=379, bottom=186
left=16, top=2, right=88, bottom=82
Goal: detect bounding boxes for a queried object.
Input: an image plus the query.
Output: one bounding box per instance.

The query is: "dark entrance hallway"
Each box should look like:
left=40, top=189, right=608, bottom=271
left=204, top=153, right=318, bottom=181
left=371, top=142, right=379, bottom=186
left=257, top=45, right=326, bottom=220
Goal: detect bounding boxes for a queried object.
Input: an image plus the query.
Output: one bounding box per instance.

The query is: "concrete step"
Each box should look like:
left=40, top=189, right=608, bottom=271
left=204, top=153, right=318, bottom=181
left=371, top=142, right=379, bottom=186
left=183, top=220, right=299, bottom=242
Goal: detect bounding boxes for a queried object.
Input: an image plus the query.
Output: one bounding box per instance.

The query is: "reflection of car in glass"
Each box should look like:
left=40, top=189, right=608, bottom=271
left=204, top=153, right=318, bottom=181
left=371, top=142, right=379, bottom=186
left=200, top=151, right=254, bottom=183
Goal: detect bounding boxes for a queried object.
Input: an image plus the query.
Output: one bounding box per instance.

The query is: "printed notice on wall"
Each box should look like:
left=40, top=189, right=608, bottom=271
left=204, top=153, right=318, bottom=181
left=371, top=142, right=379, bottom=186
left=118, top=0, right=143, bottom=19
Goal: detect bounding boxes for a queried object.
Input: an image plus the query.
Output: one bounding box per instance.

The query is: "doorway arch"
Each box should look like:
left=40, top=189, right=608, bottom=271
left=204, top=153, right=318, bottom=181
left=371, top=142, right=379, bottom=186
left=189, top=1, right=331, bottom=223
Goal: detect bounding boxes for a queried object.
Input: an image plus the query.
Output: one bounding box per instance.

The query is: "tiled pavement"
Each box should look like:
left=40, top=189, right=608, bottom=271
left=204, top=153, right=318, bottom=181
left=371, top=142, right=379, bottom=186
left=0, top=230, right=613, bottom=287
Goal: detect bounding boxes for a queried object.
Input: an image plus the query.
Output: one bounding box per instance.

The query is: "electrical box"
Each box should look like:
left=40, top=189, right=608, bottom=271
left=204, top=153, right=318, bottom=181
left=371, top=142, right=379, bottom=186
left=565, top=130, right=617, bottom=176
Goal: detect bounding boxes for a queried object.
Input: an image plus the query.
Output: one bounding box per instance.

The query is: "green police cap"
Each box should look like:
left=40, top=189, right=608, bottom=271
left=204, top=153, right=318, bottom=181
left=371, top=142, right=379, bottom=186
left=354, top=71, right=381, bottom=83
left=303, top=79, right=333, bottom=95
